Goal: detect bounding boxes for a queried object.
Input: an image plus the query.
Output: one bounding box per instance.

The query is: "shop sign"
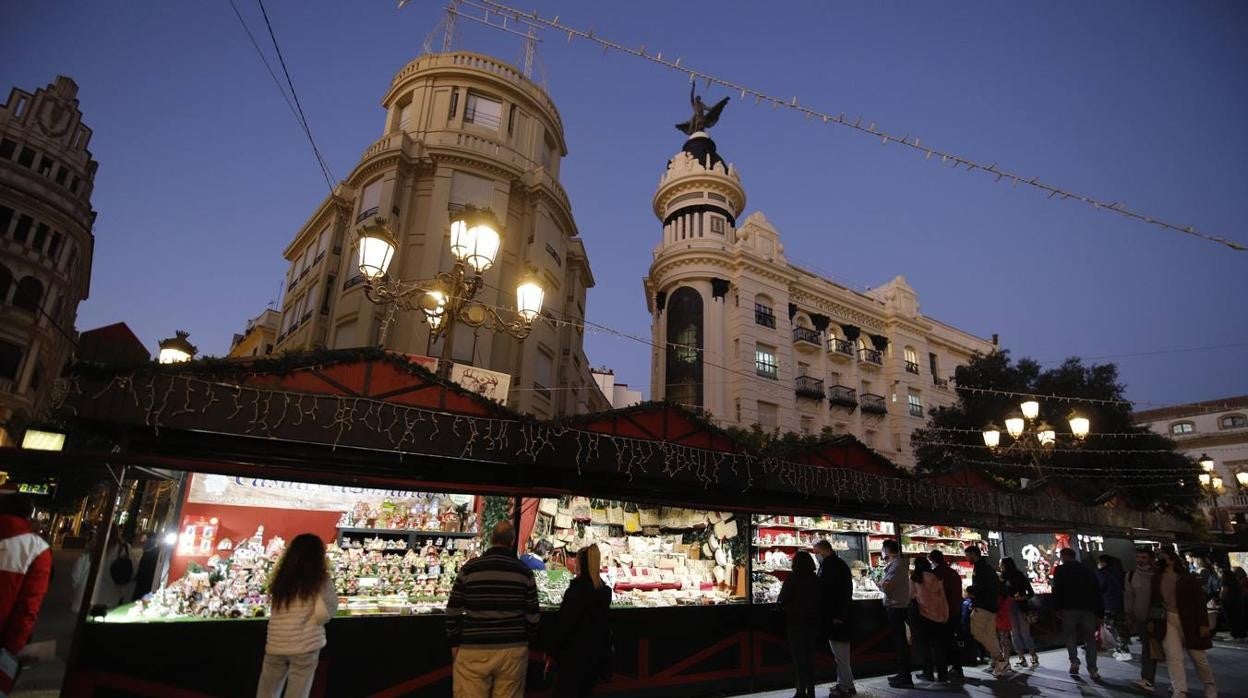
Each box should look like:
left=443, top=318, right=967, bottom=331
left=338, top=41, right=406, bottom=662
left=188, top=473, right=472, bottom=512
left=449, top=363, right=510, bottom=404
left=17, top=483, right=52, bottom=495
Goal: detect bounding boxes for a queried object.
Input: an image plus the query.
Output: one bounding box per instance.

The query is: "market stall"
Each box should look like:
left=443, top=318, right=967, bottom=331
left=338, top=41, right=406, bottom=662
left=750, top=514, right=888, bottom=604
left=39, top=351, right=1192, bottom=698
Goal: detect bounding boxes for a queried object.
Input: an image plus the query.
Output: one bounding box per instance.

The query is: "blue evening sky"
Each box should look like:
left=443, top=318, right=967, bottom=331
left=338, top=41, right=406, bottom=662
left=3, top=1, right=1245, bottom=407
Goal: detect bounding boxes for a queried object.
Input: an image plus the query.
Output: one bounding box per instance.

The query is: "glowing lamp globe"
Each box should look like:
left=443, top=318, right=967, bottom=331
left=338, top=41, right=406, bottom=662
left=1020, top=400, right=1040, bottom=421
left=1199, top=473, right=1212, bottom=486
left=357, top=224, right=396, bottom=281
left=157, top=331, right=197, bottom=364
left=982, top=424, right=1001, bottom=449
left=1068, top=412, right=1090, bottom=439
left=516, top=276, right=545, bottom=323
left=1199, top=454, right=1215, bottom=472
left=450, top=208, right=502, bottom=273
left=1236, top=471, right=1248, bottom=488
left=1005, top=415, right=1025, bottom=439
left=1036, top=422, right=1056, bottom=447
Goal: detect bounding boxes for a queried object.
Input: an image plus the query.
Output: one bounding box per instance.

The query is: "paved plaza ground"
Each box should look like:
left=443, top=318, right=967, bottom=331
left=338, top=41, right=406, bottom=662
left=744, top=640, right=1245, bottom=698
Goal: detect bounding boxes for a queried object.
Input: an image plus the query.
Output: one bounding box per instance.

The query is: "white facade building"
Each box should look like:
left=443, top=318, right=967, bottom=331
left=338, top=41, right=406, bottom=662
left=1134, top=395, right=1248, bottom=527
left=643, top=132, right=994, bottom=468
left=591, top=368, right=643, bottom=410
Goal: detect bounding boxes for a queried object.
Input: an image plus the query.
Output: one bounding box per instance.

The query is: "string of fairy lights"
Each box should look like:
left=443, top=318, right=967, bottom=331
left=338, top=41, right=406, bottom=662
left=455, top=0, right=1245, bottom=252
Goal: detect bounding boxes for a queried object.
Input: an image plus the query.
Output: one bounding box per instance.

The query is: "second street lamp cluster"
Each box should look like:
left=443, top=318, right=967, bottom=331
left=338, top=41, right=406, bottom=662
left=355, top=207, right=545, bottom=375
left=981, top=399, right=1090, bottom=473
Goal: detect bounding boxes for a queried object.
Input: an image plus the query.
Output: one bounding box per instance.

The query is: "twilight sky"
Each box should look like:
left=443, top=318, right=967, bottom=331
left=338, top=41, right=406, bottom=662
left=3, top=1, right=1246, bottom=408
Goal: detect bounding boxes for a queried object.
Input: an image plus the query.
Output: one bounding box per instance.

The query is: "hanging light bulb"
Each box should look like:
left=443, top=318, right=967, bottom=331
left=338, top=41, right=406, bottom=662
left=1199, top=454, right=1215, bottom=472
left=1020, top=400, right=1040, bottom=421
left=982, top=424, right=1001, bottom=449
left=1005, top=413, right=1025, bottom=439
left=1068, top=411, right=1090, bottom=440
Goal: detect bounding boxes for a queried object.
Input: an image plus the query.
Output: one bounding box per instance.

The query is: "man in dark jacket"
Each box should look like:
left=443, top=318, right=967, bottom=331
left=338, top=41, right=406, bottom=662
left=964, top=546, right=1004, bottom=677
left=813, top=540, right=855, bottom=696
left=929, top=550, right=965, bottom=681
left=1052, top=547, right=1103, bottom=680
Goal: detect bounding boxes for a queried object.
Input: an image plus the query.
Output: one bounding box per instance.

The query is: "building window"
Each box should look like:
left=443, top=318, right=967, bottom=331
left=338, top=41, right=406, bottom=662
left=540, top=131, right=555, bottom=169
left=1220, top=414, right=1248, bottom=430
left=316, top=225, right=331, bottom=258
left=321, top=275, right=336, bottom=314
left=55, top=165, right=67, bottom=186
left=1170, top=421, right=1195, bottom=435
left=47, top=232, right=62, bottom=260
left=463, top=92, right=503, bottom=129
left=0, top=264, right=11, bottom=301
left=13, top=277, right=43, bottom=313
left=754, top=298, right=776, bottom=328
left=17, top=147, right=35, bottom=168
left=397, top=100, right=412, bottom=131
left=32, top=224, right=48, bottom=253
left=357, top=179, right=382, bottom=221
left=929, top=352, right=939, bottom=377
left=908, top=392, right=924, bottom=418
left=0, top=340, right=23, bottom=380
left=69, top=176, right=80, bottom=194
left=36, top=155, right=53, bottom=177
left=13, top=215, right=32, bottom=243
left=0, top=139, right=14, bottom=159
left=758, top=401, right=779, bottom=430
left=448, top=89, right=459, bottom=119
left=904, top=346, right=919, bottom=374
left=710, top=216, right=725, bottom=234
left=755, top=345, right=778, bottom=380
left=665, top=287, right=704, bottom=408
left=507, top=104, right=517, bottom=137
left=545, top=243, right=562, bottom=267
left=797, top=361, right=810, bottom=377
left=535, top=347, right=554, bottom=398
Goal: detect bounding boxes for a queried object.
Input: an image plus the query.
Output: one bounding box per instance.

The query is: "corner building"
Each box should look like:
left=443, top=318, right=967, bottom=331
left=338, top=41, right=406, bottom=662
left=644, top=133, right=993, bottom=468
left=0, top=76, right=96, bottom=443
left=273, top=53, right=605, bottom=418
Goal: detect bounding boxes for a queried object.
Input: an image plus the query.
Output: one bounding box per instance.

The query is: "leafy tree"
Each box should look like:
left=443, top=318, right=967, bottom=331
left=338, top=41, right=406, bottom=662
left=912, top=351, right=1198, bottom=516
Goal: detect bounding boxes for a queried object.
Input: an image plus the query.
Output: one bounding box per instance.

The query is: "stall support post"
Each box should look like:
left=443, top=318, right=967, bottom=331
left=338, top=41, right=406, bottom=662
left=511, top=496, right=522, bottom=554
left=64, top=464, right=126, bottom=685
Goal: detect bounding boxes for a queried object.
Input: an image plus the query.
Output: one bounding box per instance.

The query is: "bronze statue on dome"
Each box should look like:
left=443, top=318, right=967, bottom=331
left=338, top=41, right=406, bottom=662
left=675, top=84, right=729, bottom=136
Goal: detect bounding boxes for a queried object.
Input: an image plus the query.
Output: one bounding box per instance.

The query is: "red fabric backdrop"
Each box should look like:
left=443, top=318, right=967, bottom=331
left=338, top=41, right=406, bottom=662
left=169, top=502, right=339, bottom=580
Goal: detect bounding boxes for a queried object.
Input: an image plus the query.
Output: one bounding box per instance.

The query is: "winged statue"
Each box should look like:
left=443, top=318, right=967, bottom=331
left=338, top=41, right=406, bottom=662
left=675, top=84, right=730, bottom=135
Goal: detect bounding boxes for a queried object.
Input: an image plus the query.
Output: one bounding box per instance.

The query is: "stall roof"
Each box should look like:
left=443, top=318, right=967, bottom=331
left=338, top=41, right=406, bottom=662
left=43, top=349, right=1193, bottom=537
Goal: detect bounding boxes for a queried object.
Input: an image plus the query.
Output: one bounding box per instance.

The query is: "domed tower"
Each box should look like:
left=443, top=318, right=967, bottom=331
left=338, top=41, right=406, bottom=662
left=0, top=76, right=97, bottom=444
left=644, top=120, right=745, bottom=416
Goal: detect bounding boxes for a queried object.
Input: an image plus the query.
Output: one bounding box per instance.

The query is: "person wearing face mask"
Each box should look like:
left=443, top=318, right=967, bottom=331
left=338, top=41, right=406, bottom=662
left=1122, top=547, right=1159, bottom=692
left=1150, top=548, right=1217, bottom=698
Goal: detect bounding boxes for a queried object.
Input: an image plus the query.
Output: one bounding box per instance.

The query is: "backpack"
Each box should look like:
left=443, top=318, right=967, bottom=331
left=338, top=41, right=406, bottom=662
left=109, top=544, right=134, bottom=585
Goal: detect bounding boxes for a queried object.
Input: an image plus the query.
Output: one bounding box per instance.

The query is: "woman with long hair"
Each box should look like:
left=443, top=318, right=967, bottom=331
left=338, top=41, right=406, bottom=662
left=777, top=551, right=820, bottom=698
left=256, top=534, right=337, bottom=698
left=1000, top=557, right=1038, bottom=668
left=550, top=544, right=613, bottom=697
left=1150, top=548, right=1216, bottom=698
left=910, top=556, right=950, bottom=684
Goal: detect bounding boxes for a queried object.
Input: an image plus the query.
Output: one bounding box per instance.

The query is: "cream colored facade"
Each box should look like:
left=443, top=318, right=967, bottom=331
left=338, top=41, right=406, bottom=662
left=591, top=368, right=644, bottom=410
left=228, top=308, right=280, bottom=359
left=644, top=134, right=993, bottom=468
left=273, top=52, right=606, bottom=418
left=1134, top=396, right=1248, bottom=526
left=0, top=76, right=96, bottom=444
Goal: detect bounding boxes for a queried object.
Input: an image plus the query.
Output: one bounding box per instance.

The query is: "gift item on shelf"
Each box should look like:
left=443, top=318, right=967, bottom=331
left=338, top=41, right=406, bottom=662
left=529, top=498, right=745, bottom=608
left=335, top=493, right=479, bottom=534
left=132, top=527, right=276, bottom=620
left=751, top=514, right=889, bottom=591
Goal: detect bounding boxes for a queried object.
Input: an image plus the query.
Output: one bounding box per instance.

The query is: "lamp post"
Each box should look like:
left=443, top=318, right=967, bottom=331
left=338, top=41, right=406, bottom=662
left=982, top=403, right=1090, bottom=472
left=157, top=331, right=197, bottom=364
left=355, top=207, right=544, bottom=378
left=1198, top=455, right=1227, bottom=532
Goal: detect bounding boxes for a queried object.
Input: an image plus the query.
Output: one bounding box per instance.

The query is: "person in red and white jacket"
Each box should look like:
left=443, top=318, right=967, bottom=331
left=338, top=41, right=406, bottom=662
left=0, top=494, right=51, bottom=660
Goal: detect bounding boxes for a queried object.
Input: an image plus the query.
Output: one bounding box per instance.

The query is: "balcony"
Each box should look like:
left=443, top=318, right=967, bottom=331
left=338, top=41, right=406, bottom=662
left=795, top=375, right=825, bottom=400
left=793, top=326, right=821, bottom=351
left=1226, top=494, right=1248, bottom=510
left=908, top=402, right=925, bottom=418
left=858, top=348, right=883, bottom=367
left=905, top=361, right=920, bottom=375
left=828, top=338, right=854, bottom=361
left=828, top=385, right=858, bottom=411
left=860, top=393, right=887, bottom=415
left=933, top=377, right=950, bottom=389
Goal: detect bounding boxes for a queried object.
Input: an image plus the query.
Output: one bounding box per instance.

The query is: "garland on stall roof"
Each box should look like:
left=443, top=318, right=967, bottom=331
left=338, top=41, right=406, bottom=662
left=54, top=370, right=1191, bottom=535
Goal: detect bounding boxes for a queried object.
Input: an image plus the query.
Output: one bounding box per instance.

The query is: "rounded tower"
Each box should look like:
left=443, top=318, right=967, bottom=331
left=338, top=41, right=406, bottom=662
left=645, top=131, right=745, bottom=415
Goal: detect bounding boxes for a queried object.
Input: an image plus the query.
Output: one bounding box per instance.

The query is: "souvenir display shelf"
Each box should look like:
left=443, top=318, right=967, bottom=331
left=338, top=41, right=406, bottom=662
left=751, top=514, right=890, bottom=603
left=898, top=523, right=988, bottom=588
left=530, top=497, right=745, bottom=609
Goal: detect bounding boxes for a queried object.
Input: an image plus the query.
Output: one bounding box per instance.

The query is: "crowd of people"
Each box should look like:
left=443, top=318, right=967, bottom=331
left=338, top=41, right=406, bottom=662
left=768, top=543, right=1228, bottom=698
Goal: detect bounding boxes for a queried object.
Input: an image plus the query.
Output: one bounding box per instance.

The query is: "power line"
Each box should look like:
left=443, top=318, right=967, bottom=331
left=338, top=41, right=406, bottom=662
left=469, top=0, right=1247, bottom=253
left=227, top=0, right=300, bottom=125
left=255, top=0, right=336, bottom=194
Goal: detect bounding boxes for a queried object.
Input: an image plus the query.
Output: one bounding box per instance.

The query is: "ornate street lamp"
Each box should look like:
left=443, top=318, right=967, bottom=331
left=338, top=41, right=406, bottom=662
left=982, top=399, right=1091, bottom=473
left=157, top=331, right=197, bottom=364
left=356, top=207, right=544, bottom=376
left=1199, top=453, right=1215, bottom=473
left=1236, top=471, right=1248, bottom=489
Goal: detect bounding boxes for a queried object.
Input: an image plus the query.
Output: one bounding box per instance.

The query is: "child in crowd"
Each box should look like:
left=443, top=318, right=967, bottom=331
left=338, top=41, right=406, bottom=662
left=963, top=586, right=991, bottom=663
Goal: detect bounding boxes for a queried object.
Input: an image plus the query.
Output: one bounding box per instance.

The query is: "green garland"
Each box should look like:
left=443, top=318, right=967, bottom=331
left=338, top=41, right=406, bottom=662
left=480, top=495, right=513, bottom=545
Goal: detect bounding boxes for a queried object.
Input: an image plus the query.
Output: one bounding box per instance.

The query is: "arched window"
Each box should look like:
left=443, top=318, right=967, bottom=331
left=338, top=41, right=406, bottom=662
left=1220, top=414, right=1247, bottom=430
left=665, top=287, right=703, bottom=408
left=0, top=264, right=11, bottom=303
left=13, top=276, right=43, bottom=313
left=904, top=346, right=919, bottom=374
left=1169, top=421, right=1195, bottom=436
